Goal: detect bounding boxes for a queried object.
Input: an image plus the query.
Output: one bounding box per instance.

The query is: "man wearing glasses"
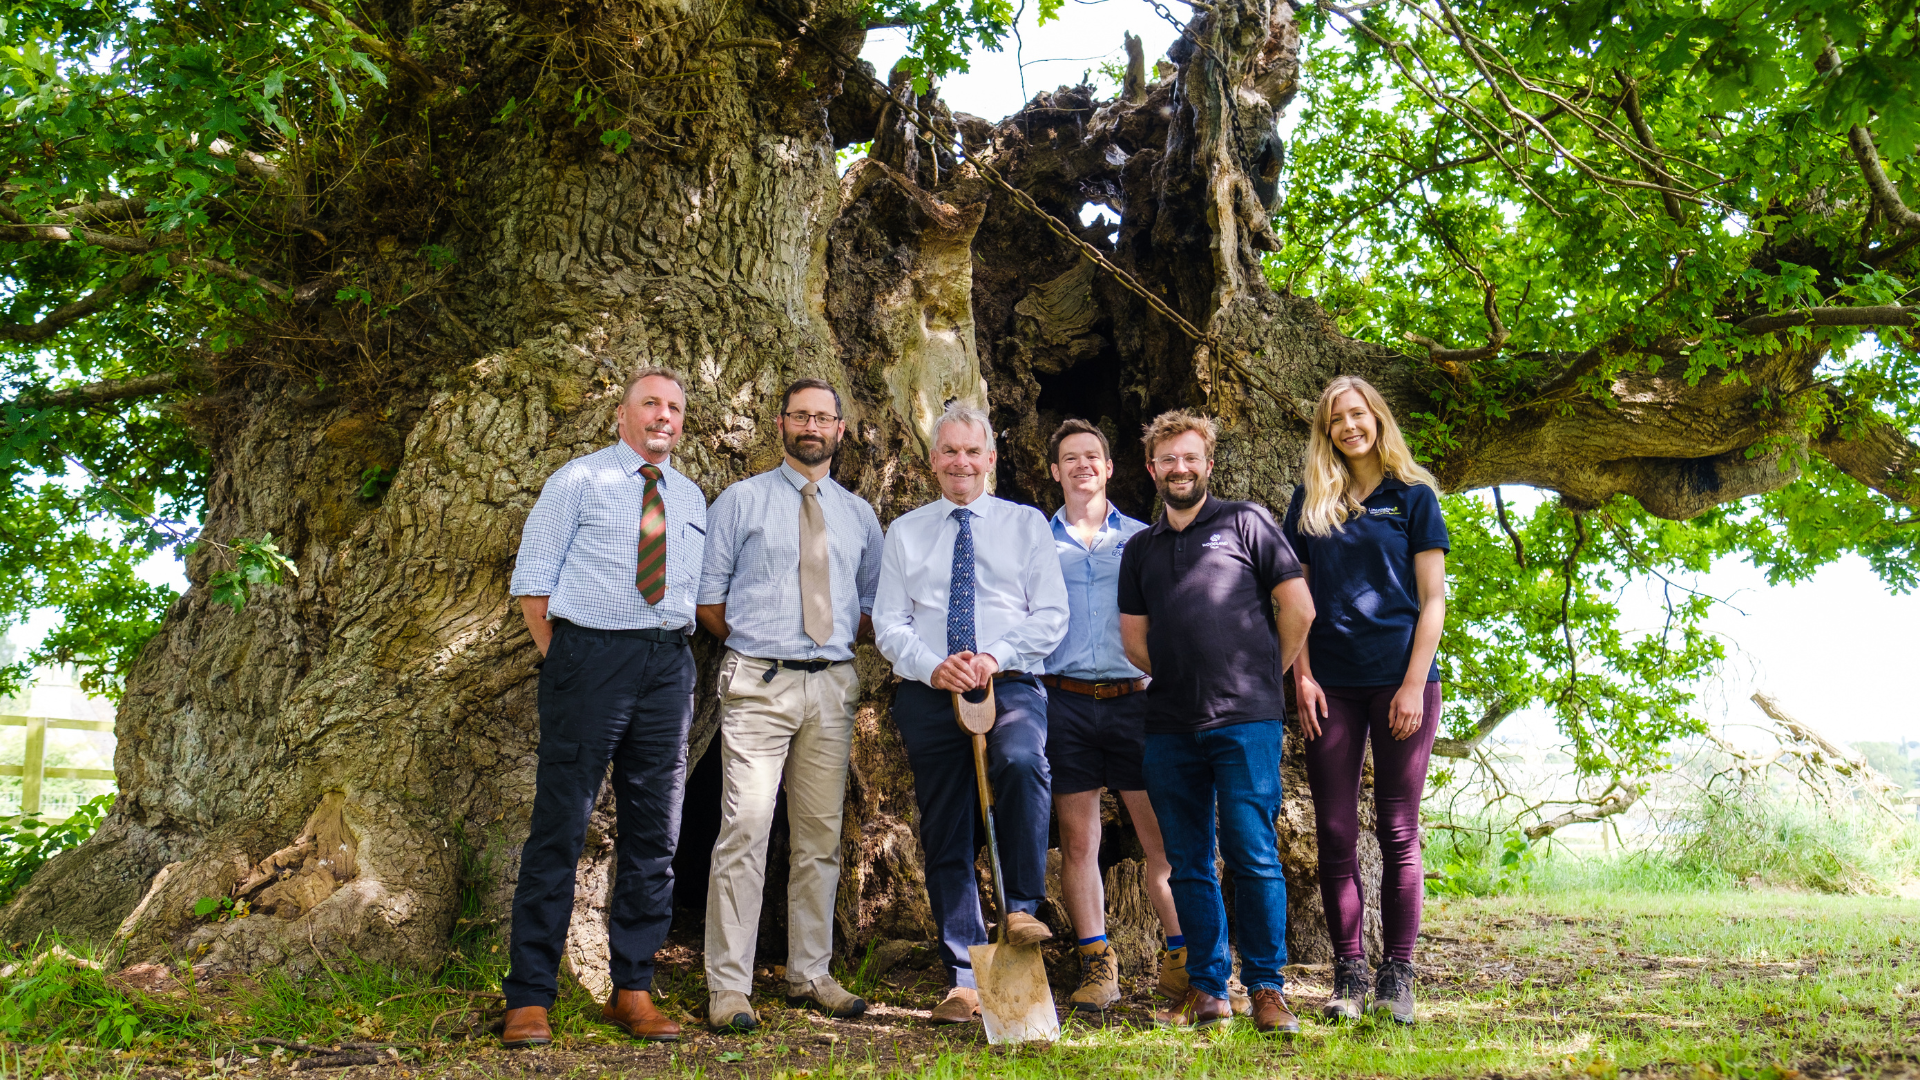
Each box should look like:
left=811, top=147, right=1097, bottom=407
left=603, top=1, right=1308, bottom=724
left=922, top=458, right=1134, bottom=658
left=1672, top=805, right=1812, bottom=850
left=695, top=379, right=885, bottom=1032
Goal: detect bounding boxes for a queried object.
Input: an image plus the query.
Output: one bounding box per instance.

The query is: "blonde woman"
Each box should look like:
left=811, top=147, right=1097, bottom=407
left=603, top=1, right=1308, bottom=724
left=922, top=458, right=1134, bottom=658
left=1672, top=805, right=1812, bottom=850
left=1281, top=376, right=1448, bottom=1026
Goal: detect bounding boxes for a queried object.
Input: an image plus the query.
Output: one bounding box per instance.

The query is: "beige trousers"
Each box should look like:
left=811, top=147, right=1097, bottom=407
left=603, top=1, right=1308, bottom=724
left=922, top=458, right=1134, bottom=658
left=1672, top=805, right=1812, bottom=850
left=703, top=649, right=859, bottom=993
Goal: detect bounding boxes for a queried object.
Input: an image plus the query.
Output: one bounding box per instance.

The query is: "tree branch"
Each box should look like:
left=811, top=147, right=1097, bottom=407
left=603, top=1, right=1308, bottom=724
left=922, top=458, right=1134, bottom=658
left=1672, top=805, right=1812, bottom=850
left=1523, top=782, right=1640, bottom=840
left=0, top=271, right=151, bottom=344
left=288, top=0, right=437, bottom=88
left=1432, top=698, right=1520, bottom=759
left=3, top=372, right=182, bottom=411
left=1617, top=74, right=1686, bottom=226
left=1848, top=126, right=1920, bottom=234
left=0, top=224, right=288, bottom=296
left=1733, top=304, right=1917, bottom=335
left=1813, top=398, right=1920, bottom=510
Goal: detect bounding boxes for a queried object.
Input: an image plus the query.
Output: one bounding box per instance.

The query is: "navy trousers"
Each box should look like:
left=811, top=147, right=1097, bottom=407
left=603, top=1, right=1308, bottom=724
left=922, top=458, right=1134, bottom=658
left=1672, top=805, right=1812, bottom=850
left=503, top=620, right=695, bottom=1009
left=891, top=677, right=1051, bottom=988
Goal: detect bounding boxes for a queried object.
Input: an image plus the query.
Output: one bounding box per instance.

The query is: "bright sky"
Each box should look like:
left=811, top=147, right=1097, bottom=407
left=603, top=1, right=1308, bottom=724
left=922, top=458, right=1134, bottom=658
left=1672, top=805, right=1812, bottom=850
left=5, top=2, right=1912, bottom=768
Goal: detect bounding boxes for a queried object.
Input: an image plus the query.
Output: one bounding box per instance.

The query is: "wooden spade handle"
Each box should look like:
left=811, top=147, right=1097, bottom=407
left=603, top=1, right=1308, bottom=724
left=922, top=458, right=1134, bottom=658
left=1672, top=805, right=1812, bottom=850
left=952, top=682, right=996, bottom=735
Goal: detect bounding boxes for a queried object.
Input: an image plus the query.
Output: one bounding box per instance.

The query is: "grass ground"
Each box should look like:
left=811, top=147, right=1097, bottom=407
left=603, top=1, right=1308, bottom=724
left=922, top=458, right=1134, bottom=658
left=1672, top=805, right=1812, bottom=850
left=1, top=886, right=1915, bottom=1080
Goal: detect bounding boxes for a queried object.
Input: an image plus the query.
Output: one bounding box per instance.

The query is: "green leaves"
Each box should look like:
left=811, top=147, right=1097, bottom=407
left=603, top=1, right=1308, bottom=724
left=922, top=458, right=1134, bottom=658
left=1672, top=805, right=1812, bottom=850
left=205, top=534, right=299, bottom=614
left=0, top=793, right=113, bottom=906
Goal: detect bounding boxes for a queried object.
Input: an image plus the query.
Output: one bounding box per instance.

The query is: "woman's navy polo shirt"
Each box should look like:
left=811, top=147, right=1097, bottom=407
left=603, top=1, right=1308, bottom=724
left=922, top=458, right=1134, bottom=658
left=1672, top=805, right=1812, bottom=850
left=1281, top=476, right=1449, bottom=688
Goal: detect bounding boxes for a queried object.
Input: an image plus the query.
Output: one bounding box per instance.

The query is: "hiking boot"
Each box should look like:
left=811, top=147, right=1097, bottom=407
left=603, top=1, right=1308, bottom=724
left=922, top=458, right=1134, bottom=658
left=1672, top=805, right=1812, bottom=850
left=1156, top=945, right=1189, bottom=999
left=500, top=1006, right=551, bottom=1048
left=928, top=985, right=979, bottom=1024
left=705, top=989, right=757, bottom=1034
left=604, top=988, right=680, bottom=1042
left=1153, top=987, right=1232, bottom=1029
left=1066, top=941, right=1120, bottom=1014
left=1323, top=957, right=1369, bottom=1022
left=1250, top=987, right=1300, bottom=1034
left=1369, top=960, right=1416, bottom=1025
left=787, top=974, right=867, bottom=1019
left=1004, top=911, right=1053, bottom=947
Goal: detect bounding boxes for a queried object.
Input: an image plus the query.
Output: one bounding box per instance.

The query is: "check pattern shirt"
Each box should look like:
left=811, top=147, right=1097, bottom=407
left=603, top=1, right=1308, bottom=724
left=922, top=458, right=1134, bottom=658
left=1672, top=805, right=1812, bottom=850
left=510, top=441, right=709, bottom=631
left=699, top=463, right=884, bottom=662
left=1045, top=504, right=1148, bottom=681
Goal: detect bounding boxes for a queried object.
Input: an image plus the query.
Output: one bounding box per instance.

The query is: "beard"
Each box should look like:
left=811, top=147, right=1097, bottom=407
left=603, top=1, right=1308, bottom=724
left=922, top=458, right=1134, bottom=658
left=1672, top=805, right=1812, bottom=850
left=785, top=430, right=839, bottom=467
left=1157, top=470, right=1209, bottom=510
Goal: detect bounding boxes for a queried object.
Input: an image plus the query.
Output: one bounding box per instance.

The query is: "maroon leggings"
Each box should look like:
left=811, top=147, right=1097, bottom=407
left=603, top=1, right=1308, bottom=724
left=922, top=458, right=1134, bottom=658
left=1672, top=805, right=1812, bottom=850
left=1301, top=681, right=1441, bottom=963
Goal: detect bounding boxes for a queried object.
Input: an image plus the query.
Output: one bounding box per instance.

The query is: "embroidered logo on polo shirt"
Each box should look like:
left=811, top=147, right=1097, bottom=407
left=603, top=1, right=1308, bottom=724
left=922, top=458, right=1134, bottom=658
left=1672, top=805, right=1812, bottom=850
left=1367, top=507, right=1402, bottom=518
left=1202, top=532, right=1229, bottom=549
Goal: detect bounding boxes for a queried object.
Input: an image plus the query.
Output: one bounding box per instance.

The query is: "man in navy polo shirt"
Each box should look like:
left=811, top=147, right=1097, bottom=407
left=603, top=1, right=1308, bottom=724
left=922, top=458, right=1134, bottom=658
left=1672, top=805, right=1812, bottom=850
left=1118, top=410, right=1315, bottom=1034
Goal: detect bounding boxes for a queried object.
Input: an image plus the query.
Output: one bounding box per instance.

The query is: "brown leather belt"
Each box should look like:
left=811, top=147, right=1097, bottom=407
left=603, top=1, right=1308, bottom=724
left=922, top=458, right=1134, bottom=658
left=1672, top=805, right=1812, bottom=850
left=1041, top=674, right=1149, bottom=700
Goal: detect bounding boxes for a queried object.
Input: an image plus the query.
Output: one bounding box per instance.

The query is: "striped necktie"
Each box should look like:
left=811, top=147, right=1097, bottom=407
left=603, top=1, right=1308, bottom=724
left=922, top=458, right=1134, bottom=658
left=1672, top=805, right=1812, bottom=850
left=636, top=463, right=667, bottom=605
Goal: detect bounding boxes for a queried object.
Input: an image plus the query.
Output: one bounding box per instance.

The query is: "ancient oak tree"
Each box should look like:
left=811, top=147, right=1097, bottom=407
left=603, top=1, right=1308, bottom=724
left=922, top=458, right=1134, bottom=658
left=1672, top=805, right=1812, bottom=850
left=0, top=0, right=1914, bottom=978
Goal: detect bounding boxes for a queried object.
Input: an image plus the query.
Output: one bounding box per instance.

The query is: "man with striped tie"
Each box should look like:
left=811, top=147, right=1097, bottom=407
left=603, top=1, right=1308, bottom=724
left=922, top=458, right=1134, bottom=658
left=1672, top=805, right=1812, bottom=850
left=501, top=367, right=709, bottom=1049
left=872, top=402, right=1069, bottom=1025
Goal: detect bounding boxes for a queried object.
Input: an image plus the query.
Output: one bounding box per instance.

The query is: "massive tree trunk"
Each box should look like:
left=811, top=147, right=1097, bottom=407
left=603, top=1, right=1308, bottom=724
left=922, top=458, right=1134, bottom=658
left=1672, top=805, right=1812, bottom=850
left=4, top=0, right=1884, bottom=981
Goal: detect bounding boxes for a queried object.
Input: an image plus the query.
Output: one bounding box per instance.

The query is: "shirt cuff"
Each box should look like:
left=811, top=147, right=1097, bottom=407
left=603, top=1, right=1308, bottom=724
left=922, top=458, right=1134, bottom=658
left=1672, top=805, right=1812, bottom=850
left=981, top=641, right=1018, bottom=676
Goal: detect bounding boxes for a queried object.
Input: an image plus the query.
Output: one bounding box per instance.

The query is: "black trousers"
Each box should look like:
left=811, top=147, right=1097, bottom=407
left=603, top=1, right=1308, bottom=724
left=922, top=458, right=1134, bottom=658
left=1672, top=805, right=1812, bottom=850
left=503, top=620, right=695, bottom=1009
left=892, top=677, right=1051, bottom=988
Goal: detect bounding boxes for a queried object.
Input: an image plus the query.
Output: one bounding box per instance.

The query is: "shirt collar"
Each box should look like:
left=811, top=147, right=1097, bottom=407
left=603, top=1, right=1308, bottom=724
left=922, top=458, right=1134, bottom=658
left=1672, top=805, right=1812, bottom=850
left=1150, top=493, right=1226, bottom=535
left=1051, top=502, right=1125, bottom=544
left=937, top=494, right=994, bottom=518
left=777, top=461, right=830, bottom=492
left=611, top=440, right=672, bottom=477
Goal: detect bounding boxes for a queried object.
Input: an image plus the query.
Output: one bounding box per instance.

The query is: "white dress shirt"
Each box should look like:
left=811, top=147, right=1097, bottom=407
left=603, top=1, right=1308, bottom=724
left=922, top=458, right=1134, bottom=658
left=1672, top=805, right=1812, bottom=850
left=873, top=494, right=1069, bottom=686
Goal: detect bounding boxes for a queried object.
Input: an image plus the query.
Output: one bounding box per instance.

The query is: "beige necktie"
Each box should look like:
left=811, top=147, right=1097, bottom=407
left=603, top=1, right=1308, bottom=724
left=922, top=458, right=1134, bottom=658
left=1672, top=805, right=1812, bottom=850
left=800, top=481, right=833, bottom=646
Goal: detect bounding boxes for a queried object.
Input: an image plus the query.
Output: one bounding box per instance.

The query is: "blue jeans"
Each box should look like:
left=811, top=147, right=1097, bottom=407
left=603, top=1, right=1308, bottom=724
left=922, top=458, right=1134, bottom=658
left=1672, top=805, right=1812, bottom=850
left=1144, top=719, right=1288, bottom=999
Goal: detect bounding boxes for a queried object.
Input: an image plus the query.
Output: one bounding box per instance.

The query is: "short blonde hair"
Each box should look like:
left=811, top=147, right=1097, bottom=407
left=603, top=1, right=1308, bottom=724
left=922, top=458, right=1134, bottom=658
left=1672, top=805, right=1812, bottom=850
left=1141, top=410, right=1218, bottom=459
left=623, top=365, right=687, bottom=401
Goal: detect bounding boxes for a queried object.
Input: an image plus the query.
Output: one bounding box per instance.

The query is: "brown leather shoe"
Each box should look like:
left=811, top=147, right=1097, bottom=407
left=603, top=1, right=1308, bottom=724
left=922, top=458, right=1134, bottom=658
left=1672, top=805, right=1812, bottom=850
left=928, top=985, right=980, bottom=1024
left=1153, top=987, right=1232, bottom=1029
left=500, top=1005, right=552, bottom=1048
left=1251, top=987, right=1300, bottom=1034
left=602, top=988, right=681, bottom=1042
left=1003, top=911, right=1053, bottom=947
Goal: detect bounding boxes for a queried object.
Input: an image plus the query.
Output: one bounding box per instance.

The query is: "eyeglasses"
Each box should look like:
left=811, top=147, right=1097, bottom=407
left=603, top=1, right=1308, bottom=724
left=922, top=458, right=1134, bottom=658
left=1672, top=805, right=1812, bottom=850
left=783, top=411, right=841, bottom=429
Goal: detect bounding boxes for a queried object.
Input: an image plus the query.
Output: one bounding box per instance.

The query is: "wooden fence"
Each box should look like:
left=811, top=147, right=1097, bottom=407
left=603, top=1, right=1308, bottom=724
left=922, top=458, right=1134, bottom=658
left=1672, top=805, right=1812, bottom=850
left=1, top=713, right=116, bottom=820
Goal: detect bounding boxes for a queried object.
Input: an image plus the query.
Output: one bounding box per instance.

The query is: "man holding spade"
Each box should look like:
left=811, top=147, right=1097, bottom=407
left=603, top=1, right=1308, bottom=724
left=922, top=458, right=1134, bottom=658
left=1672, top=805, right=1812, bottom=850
left=872, top=402, right=1069, bottom=1025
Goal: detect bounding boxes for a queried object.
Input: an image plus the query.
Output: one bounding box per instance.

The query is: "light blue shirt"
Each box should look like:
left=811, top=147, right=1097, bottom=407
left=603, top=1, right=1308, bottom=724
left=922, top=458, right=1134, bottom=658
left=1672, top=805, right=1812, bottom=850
left=510, top=441, right=708, bottom=631
left=698, top=462, right=884, bottom=662
left=873, top=495, right=1069, bottom=686
left=1045, top=503, right=1148, bottom=681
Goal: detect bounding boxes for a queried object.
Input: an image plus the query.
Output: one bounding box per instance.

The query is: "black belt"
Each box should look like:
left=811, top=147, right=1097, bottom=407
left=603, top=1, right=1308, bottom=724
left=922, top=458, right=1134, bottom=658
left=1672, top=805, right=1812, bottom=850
left=554, top=618, right=689, bottom=645
left=761, top=658, right=850, bottom=682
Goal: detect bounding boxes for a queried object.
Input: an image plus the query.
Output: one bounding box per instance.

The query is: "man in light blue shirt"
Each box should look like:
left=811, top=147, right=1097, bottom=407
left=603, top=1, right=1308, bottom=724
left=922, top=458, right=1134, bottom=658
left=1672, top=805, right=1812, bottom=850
left=694, top=379, right=883, bottom=1033
left=1038, top=419, right=1184, bottom=1015
left=502, top=367, right=707, bottom=1049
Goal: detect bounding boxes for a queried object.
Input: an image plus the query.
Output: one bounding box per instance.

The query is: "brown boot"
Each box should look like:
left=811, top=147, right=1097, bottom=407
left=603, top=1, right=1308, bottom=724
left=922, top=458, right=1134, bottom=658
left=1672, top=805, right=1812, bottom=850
left=1251, top=988, right=1300, bottom=1034
left=1066, top=941, right=1120, bottom=1015
left=500, top=1006, right=552, bottom=1048
left=928, top=986, right=980, bottom=1024
left=1153, top=987, right=1232, bottom=1029
left=1004, top=911, right=1053, bottom=947
left=1156, top=945, right=1189, bottom=1000
left=602, top=988, right=681, bottom=1042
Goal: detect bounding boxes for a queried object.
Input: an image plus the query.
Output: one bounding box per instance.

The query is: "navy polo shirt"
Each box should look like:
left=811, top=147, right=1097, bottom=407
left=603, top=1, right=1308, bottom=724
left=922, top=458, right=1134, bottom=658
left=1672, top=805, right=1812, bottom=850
left=1281, top=476, right=1449, bottom=688
left=1117, top=497, right=1304, bottom=733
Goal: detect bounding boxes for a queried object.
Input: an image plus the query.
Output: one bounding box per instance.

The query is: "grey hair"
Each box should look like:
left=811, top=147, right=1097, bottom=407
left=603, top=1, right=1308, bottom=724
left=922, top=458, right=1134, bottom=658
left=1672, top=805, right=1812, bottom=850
left=932, top=402, right=994, bottom=452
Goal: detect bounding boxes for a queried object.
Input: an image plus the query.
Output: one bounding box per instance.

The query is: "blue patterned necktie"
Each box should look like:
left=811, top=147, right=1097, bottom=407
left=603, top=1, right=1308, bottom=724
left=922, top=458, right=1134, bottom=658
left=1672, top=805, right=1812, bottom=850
left=946, top=507, right=977, bottom=655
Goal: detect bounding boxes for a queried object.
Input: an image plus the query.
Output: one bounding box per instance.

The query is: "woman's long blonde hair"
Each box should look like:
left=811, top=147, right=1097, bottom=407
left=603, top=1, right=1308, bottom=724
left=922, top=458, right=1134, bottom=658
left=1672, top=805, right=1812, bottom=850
left=1297, top=376, right=1440, bottom=537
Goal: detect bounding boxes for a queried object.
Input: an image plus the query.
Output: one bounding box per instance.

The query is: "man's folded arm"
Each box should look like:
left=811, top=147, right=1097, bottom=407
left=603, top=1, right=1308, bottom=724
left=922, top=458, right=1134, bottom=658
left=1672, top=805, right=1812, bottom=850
left=871, top=531, right=942, bottom=685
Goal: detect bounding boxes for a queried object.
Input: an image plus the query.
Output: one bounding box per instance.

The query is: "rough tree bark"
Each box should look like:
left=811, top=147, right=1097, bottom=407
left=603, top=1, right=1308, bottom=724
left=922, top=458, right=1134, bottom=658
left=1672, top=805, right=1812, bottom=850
left=5, top=0, right=1911, bottom=984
